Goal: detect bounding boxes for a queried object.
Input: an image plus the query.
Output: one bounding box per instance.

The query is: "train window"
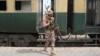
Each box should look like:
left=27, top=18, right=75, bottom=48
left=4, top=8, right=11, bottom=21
left=86, top=0, right=100, bottom=26
left=15, top=1, right=21, bottom=10
left=15, top=0, right=32, bottom=12
left=0, top=1, right=7, bottom=11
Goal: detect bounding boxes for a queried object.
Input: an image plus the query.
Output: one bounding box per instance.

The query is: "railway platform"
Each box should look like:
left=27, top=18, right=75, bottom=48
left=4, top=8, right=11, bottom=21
left=0, top=47, right=99, bottom=56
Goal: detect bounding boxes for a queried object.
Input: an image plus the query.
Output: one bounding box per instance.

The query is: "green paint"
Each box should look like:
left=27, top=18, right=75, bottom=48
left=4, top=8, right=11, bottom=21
left=0, top=13, right=37, bottom=33
left=56, top=13, right=86, bottom=34
left=86, top=27, right=100, bottom=33
left=55, top=13, right=86, bottom=35
left=0, top=13, right=98, bottom=34
left=73, top=13, right=85, bottom=34
left=56, top=13, right=67, bottom=35
left=72, top=13, right=100, bottom=34
left=73, top=13, right=100, bottom=34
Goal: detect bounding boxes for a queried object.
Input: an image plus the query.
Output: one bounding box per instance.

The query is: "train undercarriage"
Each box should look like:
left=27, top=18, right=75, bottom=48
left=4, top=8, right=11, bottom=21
left=0, top=33, right=100, bottom=47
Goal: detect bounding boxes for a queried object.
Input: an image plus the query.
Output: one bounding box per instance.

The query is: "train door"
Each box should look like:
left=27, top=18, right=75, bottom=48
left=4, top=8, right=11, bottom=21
left=86, top=0, right=100, bottom=26
left=37, top=0, right=54, bottom=33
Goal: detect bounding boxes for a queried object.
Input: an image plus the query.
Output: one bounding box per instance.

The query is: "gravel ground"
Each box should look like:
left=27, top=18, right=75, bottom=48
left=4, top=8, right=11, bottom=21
left=0, top=47, right=100, bottom=56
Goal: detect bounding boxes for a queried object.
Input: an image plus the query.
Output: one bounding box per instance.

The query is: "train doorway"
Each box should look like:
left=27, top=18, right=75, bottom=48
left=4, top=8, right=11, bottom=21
left=86, top=0, right=100, bottom=26
left=67, top=0, right=74, bottom=33
left=37, top=0, right=54, bottom=33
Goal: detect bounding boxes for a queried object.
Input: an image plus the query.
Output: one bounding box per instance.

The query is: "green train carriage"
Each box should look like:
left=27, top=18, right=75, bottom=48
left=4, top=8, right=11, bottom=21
left=0, top=0, right=38, bottom=46
left=0, top=0, right=100, bottom=46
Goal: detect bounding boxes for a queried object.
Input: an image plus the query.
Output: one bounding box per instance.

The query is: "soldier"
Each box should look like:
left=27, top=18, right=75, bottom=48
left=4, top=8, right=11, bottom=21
left=42, top=10, right=55, bottom=55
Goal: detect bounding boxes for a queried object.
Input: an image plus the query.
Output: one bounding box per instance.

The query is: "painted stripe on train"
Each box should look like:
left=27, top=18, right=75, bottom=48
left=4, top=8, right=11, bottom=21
left=55, top=0, right=68, bottom=12
left=6, top=0, right=38, bottom=12
left=74, top=0, right=86, bottom=13
left=31, top=0, right=38, bottom=12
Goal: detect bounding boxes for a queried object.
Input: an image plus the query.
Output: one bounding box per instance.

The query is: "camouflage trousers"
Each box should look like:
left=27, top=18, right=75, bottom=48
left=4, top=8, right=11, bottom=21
left=45, top=30, right=55, bottom=47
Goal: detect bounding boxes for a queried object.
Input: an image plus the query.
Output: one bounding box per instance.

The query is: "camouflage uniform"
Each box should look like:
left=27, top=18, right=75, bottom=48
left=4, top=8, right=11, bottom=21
left=45, top=29, right=55, bottom=47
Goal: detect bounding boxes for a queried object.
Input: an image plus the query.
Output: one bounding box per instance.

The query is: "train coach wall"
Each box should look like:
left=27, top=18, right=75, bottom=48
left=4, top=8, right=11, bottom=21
left=0, top=13, right=37, bottom=33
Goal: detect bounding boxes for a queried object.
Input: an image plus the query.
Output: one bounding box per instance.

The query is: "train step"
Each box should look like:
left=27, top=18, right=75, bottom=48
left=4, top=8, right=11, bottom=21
left=84, top=44, right=99, bottom=46
left=91, top=38, right=100, bottom=40
left=37, top=39, right=93, bottom=42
